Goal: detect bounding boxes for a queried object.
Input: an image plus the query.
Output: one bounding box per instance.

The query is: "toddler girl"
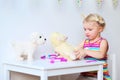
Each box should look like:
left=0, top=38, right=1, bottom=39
left=75, top=13, right=111, bottom=80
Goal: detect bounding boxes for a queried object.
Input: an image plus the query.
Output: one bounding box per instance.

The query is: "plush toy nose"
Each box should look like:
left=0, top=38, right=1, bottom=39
left=44, top=38, right=47, bottom=41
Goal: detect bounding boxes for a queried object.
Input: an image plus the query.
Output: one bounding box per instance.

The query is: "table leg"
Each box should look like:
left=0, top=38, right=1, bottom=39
left=97, top=65, right=103, bottom=80
left=41, top=71, right=48, bottom=80
left=4, top=69, right=10, bottom=80
left=58, top=76, right=61, bottom=80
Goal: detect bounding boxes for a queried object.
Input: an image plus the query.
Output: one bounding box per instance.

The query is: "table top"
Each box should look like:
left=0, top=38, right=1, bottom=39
left=3, top=59, right=104, bottom=70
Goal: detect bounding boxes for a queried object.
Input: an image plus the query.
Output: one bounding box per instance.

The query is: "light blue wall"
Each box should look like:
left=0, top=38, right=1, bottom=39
left=0, top=0, right=120, bottom=80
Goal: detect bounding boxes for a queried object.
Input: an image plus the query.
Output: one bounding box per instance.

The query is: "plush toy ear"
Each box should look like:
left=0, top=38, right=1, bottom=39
left=31, top=32, right=39, bottom=38
left=58, top=33, right=68, bottom=41
left=31, top=32, right=39, bottom=43
left=58, top=36, right=68, bottom=41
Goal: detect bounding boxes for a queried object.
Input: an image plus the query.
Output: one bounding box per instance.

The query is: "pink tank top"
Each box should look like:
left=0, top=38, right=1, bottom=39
left=81, top=37, right=111, bottom=80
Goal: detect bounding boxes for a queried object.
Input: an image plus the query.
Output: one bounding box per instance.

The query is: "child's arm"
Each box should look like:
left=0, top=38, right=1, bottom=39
left=75, top=39, right=108, bottom=59
left=84, top=39, right=108, bottom=59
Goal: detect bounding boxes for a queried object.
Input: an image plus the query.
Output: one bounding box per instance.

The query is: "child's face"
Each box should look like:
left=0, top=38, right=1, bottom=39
left=83, top=21, right=103, bottom=40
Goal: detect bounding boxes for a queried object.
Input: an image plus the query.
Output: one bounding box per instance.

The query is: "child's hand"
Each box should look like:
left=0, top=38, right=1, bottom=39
left=74, top=48, right=80, bottom=56
left=74, top=48, right=86, bottom=60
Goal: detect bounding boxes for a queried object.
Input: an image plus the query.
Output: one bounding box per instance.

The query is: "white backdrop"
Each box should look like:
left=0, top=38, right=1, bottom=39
left=0, top=0, right=120, bottom=80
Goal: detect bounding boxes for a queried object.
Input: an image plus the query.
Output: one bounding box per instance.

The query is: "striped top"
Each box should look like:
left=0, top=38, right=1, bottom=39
left=81, top=37, right=111, bottom=80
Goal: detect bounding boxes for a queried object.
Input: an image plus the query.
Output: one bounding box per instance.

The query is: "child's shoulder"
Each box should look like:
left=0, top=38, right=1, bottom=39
left=100, top=37, right=109, bottom=48
left=101, top=37, right=108, bottom=43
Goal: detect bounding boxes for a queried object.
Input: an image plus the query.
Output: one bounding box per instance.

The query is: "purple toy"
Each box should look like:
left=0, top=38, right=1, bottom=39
left=40, top=53, right=67, bottom=63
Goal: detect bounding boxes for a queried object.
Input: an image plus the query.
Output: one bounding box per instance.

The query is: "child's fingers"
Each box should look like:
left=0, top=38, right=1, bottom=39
left=76, top=53, right=82, bottom=59
left=76, top=52, right=85, bottom=59
left=74, top=50, right=80, bottom=55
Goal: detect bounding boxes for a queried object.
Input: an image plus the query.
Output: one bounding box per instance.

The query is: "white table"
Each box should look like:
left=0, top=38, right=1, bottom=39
left=3, top=60, right=104, bottom=80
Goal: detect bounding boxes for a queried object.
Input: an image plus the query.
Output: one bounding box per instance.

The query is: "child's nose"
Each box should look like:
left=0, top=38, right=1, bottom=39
left=85, top=31, right=89, bottom=35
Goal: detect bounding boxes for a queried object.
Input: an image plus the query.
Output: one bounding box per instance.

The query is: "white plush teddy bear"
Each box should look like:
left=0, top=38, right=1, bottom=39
left=50, top=32, right=77, bottom=61
left=12, top=32, right=46, bottom=61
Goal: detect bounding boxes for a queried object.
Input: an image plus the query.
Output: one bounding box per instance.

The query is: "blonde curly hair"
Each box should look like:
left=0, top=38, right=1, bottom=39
left=83, top=13, right=106, bottom=28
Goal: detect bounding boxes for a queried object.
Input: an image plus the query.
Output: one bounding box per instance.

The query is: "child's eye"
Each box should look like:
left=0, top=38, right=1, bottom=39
left=84, top=28, right=86, bottom=31
left=88, top=29, right=92, bottom=31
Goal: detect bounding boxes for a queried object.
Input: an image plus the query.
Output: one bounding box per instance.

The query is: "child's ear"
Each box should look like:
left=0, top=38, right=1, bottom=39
left=99, top=27, right=104, bottom=32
